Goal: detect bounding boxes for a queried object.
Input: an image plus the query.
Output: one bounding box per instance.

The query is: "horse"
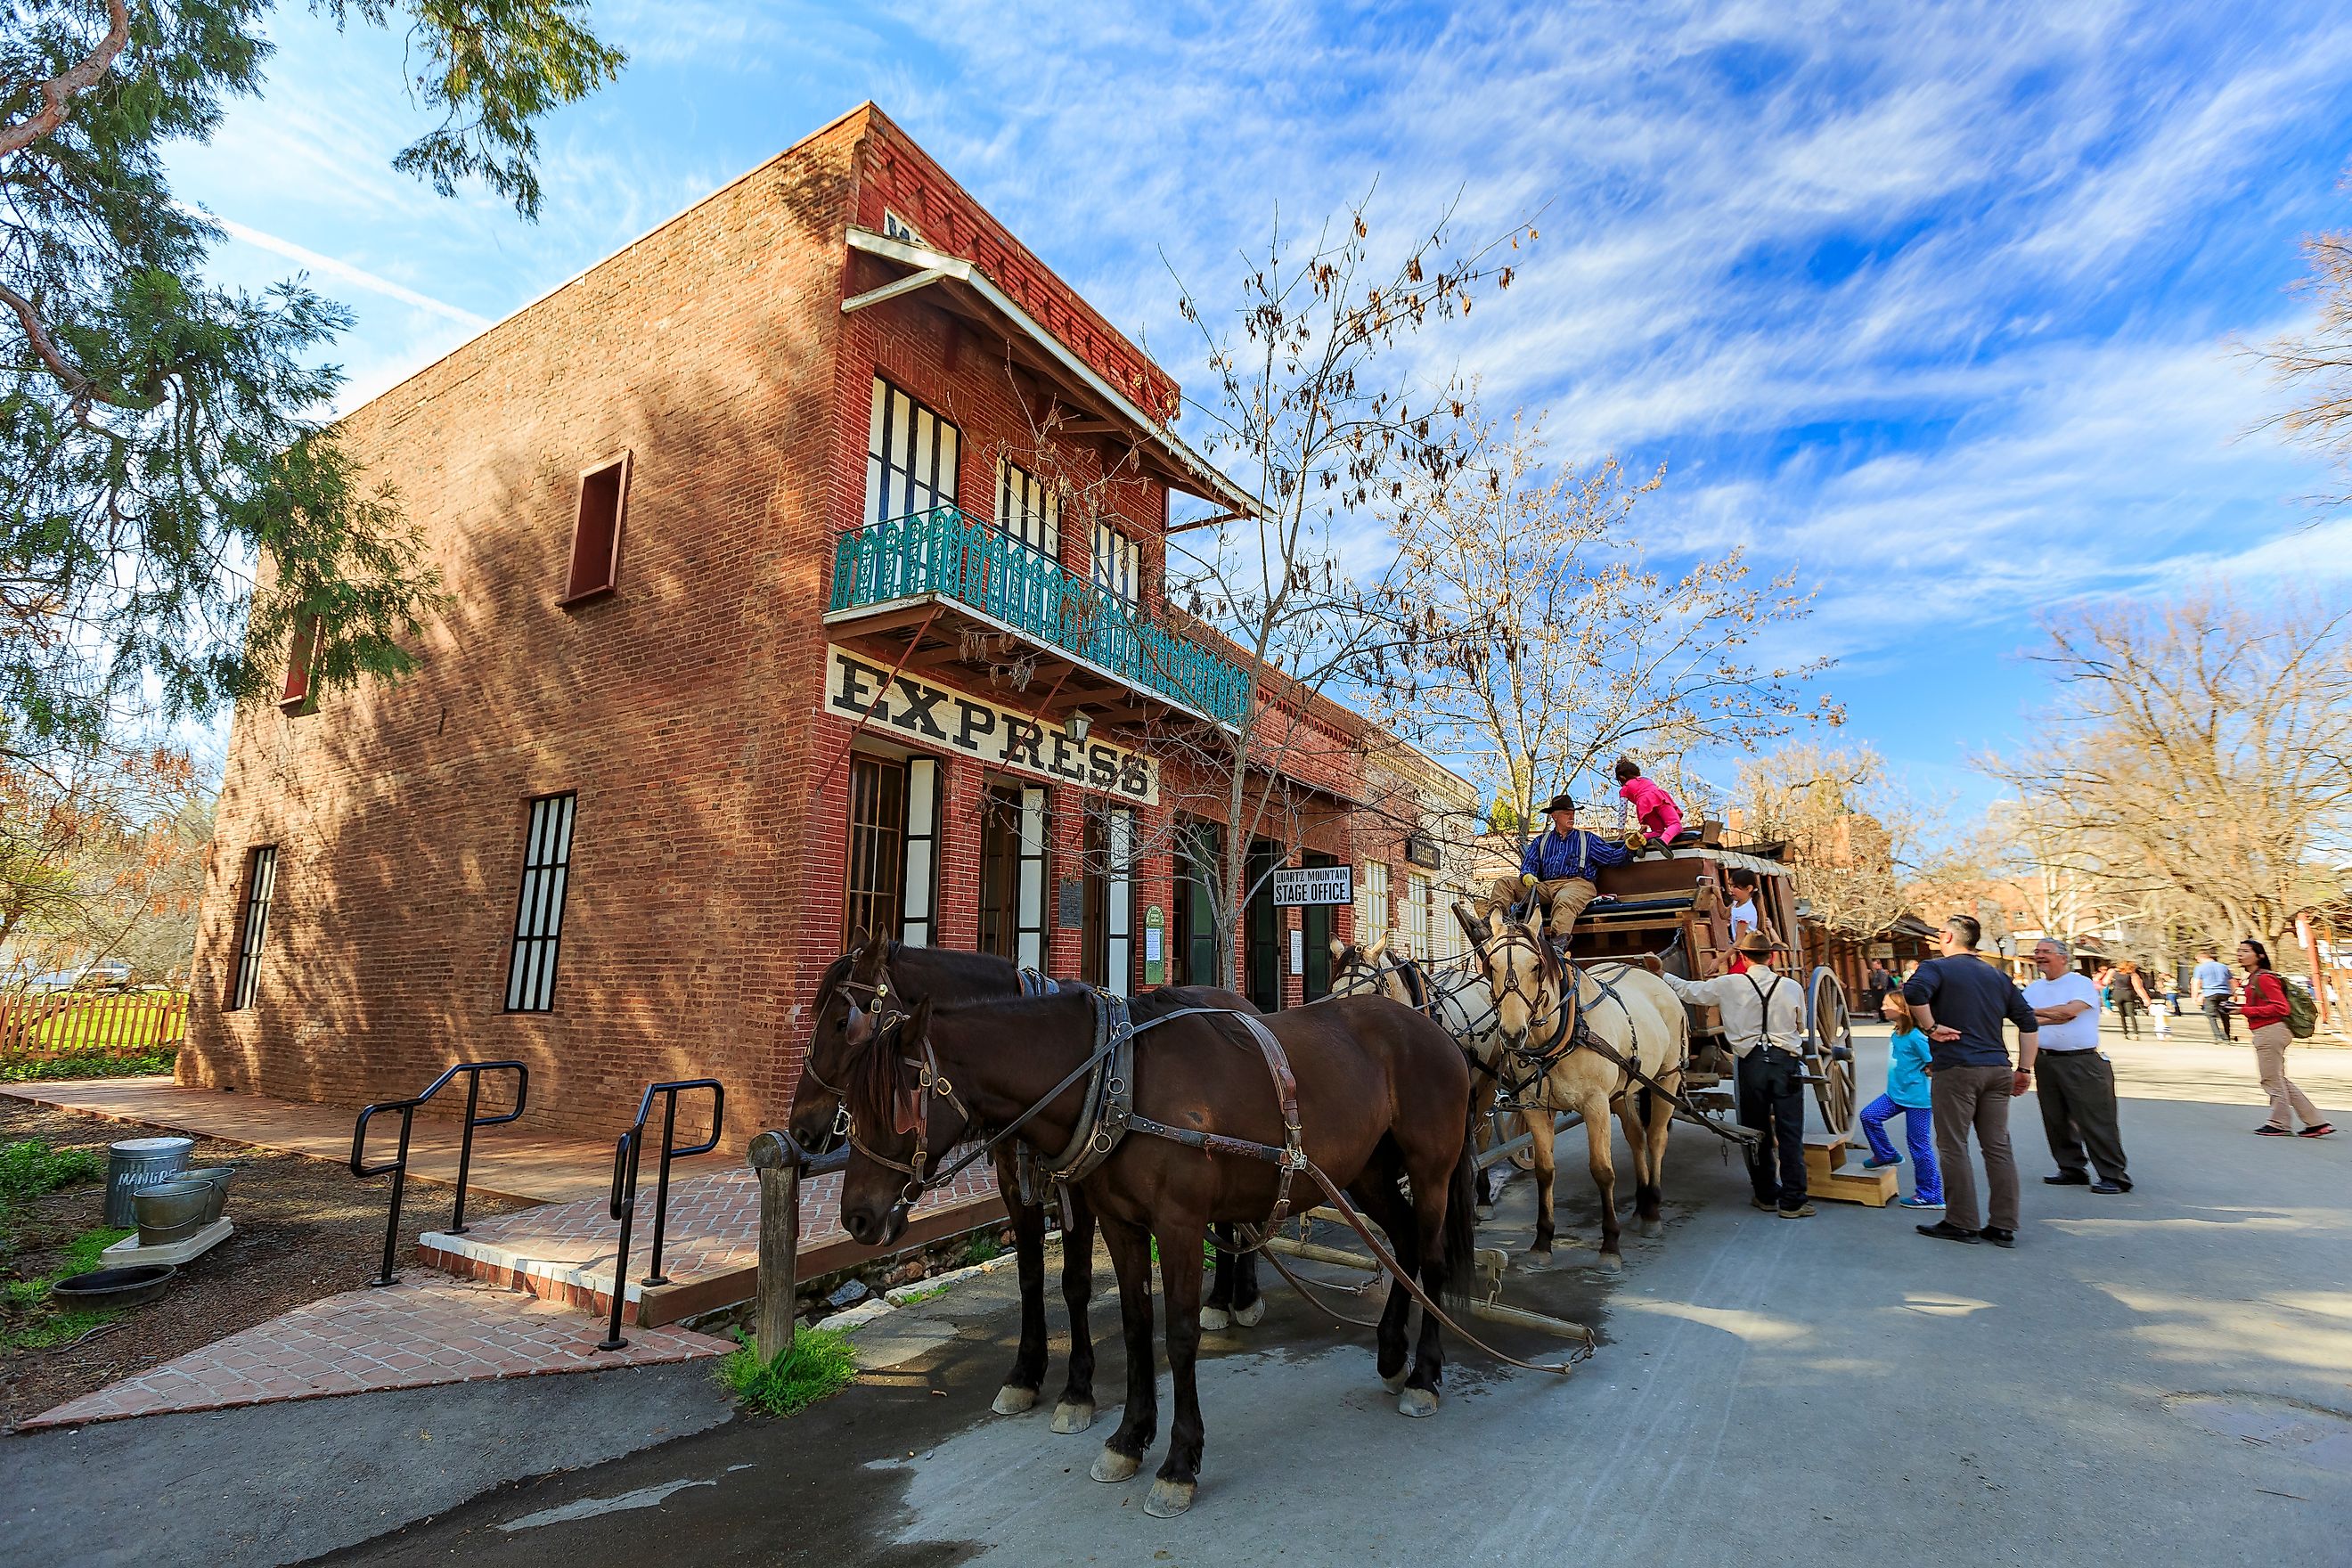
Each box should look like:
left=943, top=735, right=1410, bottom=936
left=832, top=989, right=1478, bottom=1517
left=786, top=933, right=1255, bottom=1434
left=1327, top=934, right=1514, bottom=1219
left=1466, top=911, right=1687, bottom=1267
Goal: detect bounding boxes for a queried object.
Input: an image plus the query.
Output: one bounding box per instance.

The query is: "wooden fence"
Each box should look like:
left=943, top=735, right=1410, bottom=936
left=0, top=990, right=190, bottom=1062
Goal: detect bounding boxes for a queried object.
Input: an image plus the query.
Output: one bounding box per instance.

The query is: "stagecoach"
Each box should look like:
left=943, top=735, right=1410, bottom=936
left=1559, top=831, right=1891, bottom=1203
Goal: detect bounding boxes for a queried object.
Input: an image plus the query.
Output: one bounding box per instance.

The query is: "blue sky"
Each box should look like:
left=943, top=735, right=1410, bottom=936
left=171, top=1, right=2352, bottom=820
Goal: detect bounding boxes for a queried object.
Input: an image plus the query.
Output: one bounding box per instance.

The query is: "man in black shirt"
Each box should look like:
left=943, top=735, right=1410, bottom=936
left=1901, top=914, right=2040, bottom=1248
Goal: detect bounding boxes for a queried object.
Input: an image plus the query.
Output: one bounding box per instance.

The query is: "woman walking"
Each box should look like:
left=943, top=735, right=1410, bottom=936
left=1858, top=992, right=1944, bottom=1208
left=2113, top=961, right=2149, bottom=1040
left=2240, top=939, right=2334, bottom=1139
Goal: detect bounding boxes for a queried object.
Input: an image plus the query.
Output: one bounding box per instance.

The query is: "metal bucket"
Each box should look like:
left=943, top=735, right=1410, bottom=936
left=104, top=1137, right=194, bottom=1227
left=182, top=1165, right=234, bottom=1222
left=134, top=1180, right=211, bottom=1245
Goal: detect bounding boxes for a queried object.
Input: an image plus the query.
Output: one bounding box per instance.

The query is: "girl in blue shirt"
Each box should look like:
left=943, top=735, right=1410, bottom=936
left=1860, top=992, right=1943, bottom=1209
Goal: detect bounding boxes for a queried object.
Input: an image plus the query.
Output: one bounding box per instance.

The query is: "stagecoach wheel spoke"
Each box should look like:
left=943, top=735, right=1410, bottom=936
left=1808, top=967, right=1857, bottom=1134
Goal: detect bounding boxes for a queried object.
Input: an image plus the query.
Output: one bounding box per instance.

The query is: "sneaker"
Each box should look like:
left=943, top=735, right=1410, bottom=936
left=1858, top=1156, right=1901, bottom=1171
left=1750, top=1196, right=1779, bottom=1213
left=1898, top=1195, right=1944, bottom=1210
left=2042, top=1172, right=2090, bottom=1186
left=2299, top=1123, right=2337, bottom=1139
left=1776, top=1202, right=1817, bottom=1219
left=1980, top=1227, right=2017, bottom=1249
left=2089, top=1180, right=2127, bottom=1195
left=2255, top=1124, right=2295, bottom=1137
left=1916, top=1221, right=1980, bottom=1245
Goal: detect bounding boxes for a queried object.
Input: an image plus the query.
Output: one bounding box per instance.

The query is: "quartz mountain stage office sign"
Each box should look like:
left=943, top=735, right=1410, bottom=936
left=1270, top=865, right=1353, bottom=906
left=827, top=646, right=1160, bottom=804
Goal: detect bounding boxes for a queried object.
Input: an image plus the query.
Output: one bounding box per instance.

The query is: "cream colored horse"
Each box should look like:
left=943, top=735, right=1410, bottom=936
left=1472, top=913, right=1687, bottom=1267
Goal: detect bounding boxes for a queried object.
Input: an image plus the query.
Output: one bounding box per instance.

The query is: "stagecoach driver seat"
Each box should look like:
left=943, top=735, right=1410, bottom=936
left=1480, top=794, right=1633, bottom=946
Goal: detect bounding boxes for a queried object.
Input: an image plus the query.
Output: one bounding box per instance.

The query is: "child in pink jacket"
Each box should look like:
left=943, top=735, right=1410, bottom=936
left=1614, top=755, right=1686, bottom=844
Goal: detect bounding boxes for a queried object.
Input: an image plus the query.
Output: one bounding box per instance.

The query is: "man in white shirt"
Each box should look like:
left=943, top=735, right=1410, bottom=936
left=1655, top=928, right=1814, bottom=1218
left=2024, top=938, right=2132, bottom=1193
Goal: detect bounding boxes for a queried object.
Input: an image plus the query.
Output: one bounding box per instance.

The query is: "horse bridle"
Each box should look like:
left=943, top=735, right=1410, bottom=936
left=841, top=1017, right=975, bottom=1206
left=1482, top=925, right=1581, bottom=1102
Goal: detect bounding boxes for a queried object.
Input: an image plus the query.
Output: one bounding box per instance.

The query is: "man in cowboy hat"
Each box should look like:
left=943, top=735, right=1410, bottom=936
left=1653, top=927, right=1814, bottom=1217
left=1479, top=793, right=1632, bottom=943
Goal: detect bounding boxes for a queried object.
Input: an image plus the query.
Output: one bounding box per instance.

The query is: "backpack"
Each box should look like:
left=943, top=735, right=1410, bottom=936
left=2282, top=976, right=2317, bottom=1041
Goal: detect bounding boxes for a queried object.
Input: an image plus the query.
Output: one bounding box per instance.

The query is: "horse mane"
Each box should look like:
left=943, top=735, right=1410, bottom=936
left=844, top=1006, right=909, bottom=1139
left=1395, top=956, right=1429, bottom=1010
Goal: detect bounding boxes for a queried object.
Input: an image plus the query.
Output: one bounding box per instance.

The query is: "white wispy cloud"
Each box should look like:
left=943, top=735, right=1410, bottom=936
left=208, top=214, right=492, bottom=327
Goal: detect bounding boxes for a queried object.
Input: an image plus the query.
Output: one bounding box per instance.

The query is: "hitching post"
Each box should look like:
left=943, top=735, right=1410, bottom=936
left=748, top=1132, right=800, bottom=1362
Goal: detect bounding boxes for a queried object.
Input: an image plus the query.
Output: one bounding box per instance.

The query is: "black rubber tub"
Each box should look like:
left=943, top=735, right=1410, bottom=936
left=50, top=1264, right=177, bottom=1309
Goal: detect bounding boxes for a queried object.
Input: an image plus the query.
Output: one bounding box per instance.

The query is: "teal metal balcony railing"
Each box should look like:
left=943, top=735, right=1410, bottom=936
left=829, top=508, right=1249, bottom=726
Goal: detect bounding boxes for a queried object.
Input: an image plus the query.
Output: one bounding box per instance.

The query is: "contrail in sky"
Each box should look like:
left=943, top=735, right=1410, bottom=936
left=208, top=212, right=494, bottom=329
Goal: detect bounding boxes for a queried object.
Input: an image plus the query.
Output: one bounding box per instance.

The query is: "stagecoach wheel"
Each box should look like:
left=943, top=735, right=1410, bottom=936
left=1808, top=966, right=1857, bottom=1134
left=1493, top=1101, right=1538, bottom=1170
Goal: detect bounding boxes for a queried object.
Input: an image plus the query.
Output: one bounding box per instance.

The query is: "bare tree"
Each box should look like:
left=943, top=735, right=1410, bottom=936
left=2249, top=167, right=2352, bottom=509
left=1365, top=407, right=1838, bottom=851
left=1735, top=741, right=1920, bottom=940
left=1984, top=592, right=2352, bottom=970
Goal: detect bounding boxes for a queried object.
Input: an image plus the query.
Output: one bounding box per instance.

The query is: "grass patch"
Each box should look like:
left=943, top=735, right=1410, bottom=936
left=1, top=1048, right=177, bottom=1082
left=716, top=1327, right=859, bottom=1417
left=0, top=1224, right=134, bottom=1352
left=960, top=1231, right=1003, bottom=1267
left=0, top=1139, right=106, bottom=1203
left=894, top=1283, right=948, bottom=1305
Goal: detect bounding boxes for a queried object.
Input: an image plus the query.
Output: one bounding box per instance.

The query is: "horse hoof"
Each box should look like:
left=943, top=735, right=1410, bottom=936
left=992, top=1385, right=1038, bottom=1416
left=1596, top=1252, right=1624, bottom=1272
left=1475, top=1205, right=1496, bottom=1223
left=1233, top=1298, right=1266, bottom=1328
left=1090, top=1447, right=1142, bottom=1483
left=1144, top=1479, right=1197, bottom=1517
left=1050, top=1400, right=1096, bottom=1434
left=1396, top=1387, right=1440, bottom=1419
left=1381, top=1366, right=1409, bottom=1394
left=1198, top=1306, right=1231, bottom=1332
left=1637, top=1217, right=1664, bottom=1238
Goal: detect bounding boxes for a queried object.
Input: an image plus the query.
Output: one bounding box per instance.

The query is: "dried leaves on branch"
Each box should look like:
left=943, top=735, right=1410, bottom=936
left=1734, top=741, right=1922, bottom=940
left=1138, top=195, right=1533, bottom=982
left=1, top=1, right=623, bottom=752
left=1363, top=407, right=1838, bottom=844
left=2250, top=166, right=2352, bottom=508
left=1984, top=592, right=2352, bottom=954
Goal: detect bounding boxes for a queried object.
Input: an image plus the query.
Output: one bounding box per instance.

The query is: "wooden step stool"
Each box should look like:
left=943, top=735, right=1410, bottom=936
left=1803, top=1137, right=1897, bottom=1207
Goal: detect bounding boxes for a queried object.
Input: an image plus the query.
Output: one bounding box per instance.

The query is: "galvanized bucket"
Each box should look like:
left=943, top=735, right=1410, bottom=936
left=104, top=1136, right=195, bottom=1227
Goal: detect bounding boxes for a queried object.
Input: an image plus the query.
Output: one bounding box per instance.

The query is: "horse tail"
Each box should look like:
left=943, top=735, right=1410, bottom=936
left=1441, top=1101, right=1479, bottom=1311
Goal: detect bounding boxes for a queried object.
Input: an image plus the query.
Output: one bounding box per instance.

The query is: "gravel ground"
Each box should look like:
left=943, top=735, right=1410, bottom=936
left=0, top=1099, right=535, bottom=1429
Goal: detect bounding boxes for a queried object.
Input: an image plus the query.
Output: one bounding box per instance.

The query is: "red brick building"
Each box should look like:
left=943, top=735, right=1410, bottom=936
left=185, top=104, right=1468, bottom=1143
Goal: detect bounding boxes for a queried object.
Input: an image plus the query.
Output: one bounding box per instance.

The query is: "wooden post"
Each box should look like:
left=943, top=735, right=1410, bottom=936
left=749, top=1132, right=800, bottom=1363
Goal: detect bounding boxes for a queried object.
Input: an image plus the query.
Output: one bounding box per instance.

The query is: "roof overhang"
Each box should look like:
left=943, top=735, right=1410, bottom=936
left=843, top=227, right=1259, bottom=519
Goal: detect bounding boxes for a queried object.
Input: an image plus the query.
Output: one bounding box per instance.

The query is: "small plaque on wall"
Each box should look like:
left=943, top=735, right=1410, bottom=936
left=1058, top=878, right=1084, bottom=929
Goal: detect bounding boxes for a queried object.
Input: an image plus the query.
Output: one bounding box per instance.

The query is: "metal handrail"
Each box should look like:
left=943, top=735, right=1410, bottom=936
left=829, top=507, right=1252, bottom=724
left=349, top=1060, right=528, bottom=1287
left=597, top=1077, right=724, bottom=1351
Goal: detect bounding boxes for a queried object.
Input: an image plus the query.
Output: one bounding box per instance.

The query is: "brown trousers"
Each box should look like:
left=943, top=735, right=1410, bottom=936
left=1482, top=874, right=1600, bottom=939
left=2251, top=1023, right=2323, bottom=1129
left=1932, top=1062, right=2019, bottom=1232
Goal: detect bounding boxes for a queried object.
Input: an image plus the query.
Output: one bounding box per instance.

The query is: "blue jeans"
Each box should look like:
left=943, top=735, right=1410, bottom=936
left=1860, top=1093, right=1941, bottom=1204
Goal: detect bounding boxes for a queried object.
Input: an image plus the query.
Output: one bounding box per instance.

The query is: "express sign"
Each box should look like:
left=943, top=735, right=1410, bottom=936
left=826, top=646, right=1159, bottom=804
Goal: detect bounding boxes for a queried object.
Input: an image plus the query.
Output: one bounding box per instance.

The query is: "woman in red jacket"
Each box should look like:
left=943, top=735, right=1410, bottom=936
left=2239, top=939, right=2333, bottom=1138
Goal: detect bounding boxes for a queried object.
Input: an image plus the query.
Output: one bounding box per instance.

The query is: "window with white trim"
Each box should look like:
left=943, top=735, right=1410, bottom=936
left=1355, top=859, right=1391, bottom=945
left=225, top=845, right=277, bottom=1010
left=867, top=378, right=960, bottom=524
left=996, top=458, right=1061, bottom=559
left=504, top=793, right=576, bottom=1013
left=1092, top=518, right=1140, bottom=604
left=1407, top=872, right=1432, bottom=960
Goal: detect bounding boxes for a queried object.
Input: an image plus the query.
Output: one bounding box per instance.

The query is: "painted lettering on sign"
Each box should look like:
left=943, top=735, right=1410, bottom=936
left=826, top=646, right=1159, bottom=804
left=1270, top=866, right=1354, bottom=906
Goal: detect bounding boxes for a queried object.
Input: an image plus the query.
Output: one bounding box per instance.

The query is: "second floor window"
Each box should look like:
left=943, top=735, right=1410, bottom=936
left=868, top=377, right=960, bottom=524
left=1092, top=519, right=1140, bottom=604
left=997, top=458, right=1060, bottom=559
left=563, top=453, right=632, bottom=604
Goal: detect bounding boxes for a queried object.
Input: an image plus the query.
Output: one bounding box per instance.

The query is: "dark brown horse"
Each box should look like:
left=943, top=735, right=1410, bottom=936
left=835, top=989, right=1477, bottom=1517
left=785, top=935, right=1254, bottom=1433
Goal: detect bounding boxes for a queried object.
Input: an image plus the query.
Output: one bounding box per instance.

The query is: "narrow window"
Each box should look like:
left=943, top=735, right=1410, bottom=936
left=504, top=793, right=577, bottom=1012
left=996, top=458, right=1062, bottom=559
left=1407, top=872, right=1432, bottom=960
left=844, top=755, right=908, bottom=944
left=865, top=377, right=961, bottom=524
left=1355, top=859, right=1392, bottom=945
left=562, top=453, right=632, bottom=605
left=280, top=616, right=321, bottom=714
left=1091, top=519, right=1140, bottom=604
left=225, top=845, right=278, bottom=1010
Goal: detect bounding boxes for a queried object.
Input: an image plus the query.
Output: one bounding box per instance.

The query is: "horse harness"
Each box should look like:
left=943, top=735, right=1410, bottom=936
left=850, top=992, right=1309, bottom=1236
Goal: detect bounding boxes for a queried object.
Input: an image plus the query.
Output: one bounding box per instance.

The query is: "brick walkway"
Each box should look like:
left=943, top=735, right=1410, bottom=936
left=0, top=1075, right=613, bottom=1204
left=20, top=1278, right=731, bottom=1430
left=423, top=1161, right=1003, bottom=1326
